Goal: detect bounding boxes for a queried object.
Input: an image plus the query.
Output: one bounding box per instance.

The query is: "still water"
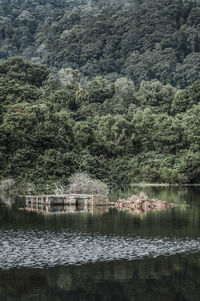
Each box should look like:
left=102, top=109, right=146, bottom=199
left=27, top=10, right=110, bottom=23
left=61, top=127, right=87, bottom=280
left=1, top=186, right=200, bottom=300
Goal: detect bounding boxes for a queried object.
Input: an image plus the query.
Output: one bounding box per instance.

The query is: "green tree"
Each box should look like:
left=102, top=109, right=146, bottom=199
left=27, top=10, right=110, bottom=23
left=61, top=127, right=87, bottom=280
left=136, top=80, right=176, bottom=114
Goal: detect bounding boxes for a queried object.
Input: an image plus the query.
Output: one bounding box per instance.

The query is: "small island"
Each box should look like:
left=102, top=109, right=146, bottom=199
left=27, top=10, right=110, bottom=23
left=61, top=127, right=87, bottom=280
left=109, top=193, right=179, bottom=214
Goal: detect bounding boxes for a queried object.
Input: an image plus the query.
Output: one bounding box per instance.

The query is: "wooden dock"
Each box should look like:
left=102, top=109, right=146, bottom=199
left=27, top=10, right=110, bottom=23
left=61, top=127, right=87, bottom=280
left=25, top=194, right=108, bottom=207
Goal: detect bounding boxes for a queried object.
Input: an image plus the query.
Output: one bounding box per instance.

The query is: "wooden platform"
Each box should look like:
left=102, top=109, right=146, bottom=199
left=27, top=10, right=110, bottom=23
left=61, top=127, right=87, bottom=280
left=25, top=194, right=108, bottom=207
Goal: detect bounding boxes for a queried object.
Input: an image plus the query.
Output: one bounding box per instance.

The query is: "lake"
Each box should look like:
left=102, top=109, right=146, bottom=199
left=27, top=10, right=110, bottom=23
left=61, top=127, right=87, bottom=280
left=1, top=186, right=200, bottom=300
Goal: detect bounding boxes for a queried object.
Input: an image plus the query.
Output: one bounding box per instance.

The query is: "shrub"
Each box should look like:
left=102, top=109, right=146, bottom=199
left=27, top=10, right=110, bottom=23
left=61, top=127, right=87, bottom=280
left=0, top=178, right=16, bottom=196
left=67, top=173, right=109, bottom=196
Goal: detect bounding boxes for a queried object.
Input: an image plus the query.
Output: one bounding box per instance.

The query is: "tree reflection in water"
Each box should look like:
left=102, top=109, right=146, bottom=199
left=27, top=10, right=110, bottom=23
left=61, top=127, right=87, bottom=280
left=0, top=255, right=200, bottom=301
left=1, top=186, right=200, bottom=300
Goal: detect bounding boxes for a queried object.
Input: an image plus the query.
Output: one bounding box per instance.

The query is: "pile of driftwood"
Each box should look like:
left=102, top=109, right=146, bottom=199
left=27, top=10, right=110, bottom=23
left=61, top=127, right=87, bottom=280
left=109, top=194, right=179, bottom=214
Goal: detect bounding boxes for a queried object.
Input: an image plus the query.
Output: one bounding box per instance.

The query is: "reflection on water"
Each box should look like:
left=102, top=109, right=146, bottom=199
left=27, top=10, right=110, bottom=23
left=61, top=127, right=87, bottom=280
left=23, top=202, right=109, bottom=216
left=1, top=186, right=200, bottom=300
left=1, top=255, right=200, bottom=301
left=0, top=187, right=200, bottom=238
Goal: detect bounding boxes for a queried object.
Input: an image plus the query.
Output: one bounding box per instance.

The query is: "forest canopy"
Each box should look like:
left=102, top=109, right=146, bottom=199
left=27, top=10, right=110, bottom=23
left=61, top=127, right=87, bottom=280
left=0, top=0, right=200, bottom=88
left=1, top=57, right=200, bottom=187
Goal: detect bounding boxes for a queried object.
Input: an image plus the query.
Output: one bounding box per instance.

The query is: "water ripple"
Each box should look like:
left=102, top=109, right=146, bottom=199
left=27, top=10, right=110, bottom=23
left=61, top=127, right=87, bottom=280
left=0, top=230, right=200, bottom=269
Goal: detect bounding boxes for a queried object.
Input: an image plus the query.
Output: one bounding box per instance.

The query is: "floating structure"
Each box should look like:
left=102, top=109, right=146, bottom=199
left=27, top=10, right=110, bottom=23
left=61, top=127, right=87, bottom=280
left=25, top=194, right=108, bottom=207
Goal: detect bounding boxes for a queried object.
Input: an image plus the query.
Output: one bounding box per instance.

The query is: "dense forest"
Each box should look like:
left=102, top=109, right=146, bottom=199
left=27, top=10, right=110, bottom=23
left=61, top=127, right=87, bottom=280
left=0, top=0, right=200, bottom=88
left=1, top=0, right=200, bottom=187
left=1, top=57, right=200, bottom=187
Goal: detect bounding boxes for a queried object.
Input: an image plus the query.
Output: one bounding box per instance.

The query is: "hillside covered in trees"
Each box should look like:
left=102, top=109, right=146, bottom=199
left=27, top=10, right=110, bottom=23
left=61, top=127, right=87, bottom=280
left=1, top=58, right=200, bottom=187
left=0, top=0, right=200, bottom=88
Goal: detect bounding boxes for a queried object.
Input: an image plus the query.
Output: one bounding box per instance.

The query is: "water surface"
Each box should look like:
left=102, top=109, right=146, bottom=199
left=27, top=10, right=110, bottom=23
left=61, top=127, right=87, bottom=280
left=1, top=186, right=200, bottom=300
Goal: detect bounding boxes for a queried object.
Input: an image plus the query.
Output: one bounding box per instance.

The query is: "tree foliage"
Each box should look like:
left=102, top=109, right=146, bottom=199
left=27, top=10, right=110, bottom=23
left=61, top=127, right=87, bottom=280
left=1, top=58, right=200, bottom=186
left=1, top=0, right=200, bottom=88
